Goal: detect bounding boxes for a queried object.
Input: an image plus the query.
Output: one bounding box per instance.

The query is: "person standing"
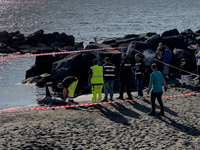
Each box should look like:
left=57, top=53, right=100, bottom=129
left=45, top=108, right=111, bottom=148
left=147, top=63, right=167, bottom=116
left=179, top=58, right=188, bottom=87
left=162, top=46, right=172, bottom=79
left=102, top=57, right=116, bottom=102
left=88, top=59, right=104, bottom=103
left=57, top=76, right=79, bottom=103
left=135, top=53, right=145, bottom=100
left=195, top=44, right=200, bottom=87
left=117, top=53, right=132, bottom=100
left=156, top=42, right=165, bottom=72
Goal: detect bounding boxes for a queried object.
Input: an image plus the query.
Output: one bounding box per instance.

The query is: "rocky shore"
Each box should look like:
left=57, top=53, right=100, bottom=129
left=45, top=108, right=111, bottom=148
left=0, top=28, right=199, bottom=92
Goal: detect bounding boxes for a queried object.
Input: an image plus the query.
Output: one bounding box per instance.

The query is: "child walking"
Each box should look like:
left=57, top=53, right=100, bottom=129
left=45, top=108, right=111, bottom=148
left=180, top=58, right=188, bottom=87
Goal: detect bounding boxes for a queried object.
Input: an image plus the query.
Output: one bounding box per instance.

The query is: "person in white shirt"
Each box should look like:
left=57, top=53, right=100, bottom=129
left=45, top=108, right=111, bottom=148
left=195, top=44, right=200, bottom=86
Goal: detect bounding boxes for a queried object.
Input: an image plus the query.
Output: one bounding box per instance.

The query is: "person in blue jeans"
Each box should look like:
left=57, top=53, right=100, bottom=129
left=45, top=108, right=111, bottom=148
left=147, top=63, right=167, bottom=116
left=135, top=53, right=145, bottom=100
left=162, top=46, right=172, bottom=79
left=102, top=57, right=116, bottom=102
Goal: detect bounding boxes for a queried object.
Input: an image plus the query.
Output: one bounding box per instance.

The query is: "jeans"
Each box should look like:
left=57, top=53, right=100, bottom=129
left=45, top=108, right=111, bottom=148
left=163, top=64, right=169, bottom=75
left=104, top=80, right=114, bottom=100
left=136, top=77, right=143, bottom=97
left=151, top=91, right=164, bottom=114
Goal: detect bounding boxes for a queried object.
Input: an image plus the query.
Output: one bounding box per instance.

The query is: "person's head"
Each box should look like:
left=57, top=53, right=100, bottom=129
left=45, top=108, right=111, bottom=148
left=181, top=58, right=186, bottom=64
left=196, top=43, right=200, bottom=51
left=93, top=59, right=98, bottom=65
left=105, top=57, right=110, bottom=63
left=135, top=53, right=142, bottom=61
left=158, top=42, right=164, bottom=48
left=121, top=53, right=127, bottom=60
left=57, top=83, right=64, bottom=89
left=151, top=63, right=157, bottom=71
left=165, top=46, right=170, bottom=51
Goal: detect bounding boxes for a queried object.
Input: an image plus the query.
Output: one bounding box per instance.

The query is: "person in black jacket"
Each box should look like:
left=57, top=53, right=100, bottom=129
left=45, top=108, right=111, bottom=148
left=102, top=57, right=116, bottom=102
left=117, top=53, right=132, bottom=100
left=135, top=53, right=145, bottom=99
left=180, top=58, right=188, bottom=87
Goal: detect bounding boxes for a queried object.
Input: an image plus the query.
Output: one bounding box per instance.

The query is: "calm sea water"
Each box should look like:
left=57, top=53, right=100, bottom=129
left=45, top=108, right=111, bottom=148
left=0, top=0, right=200, bottom=110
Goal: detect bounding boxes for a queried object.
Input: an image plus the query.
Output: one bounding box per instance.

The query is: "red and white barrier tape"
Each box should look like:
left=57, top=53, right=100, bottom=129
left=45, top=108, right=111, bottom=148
left=1, top=92, right=199, bottom=113
left=0, top=47, right=127, bottom=59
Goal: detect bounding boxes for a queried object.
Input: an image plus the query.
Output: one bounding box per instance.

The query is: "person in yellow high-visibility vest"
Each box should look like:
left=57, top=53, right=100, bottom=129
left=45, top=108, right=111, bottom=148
left=88, top=59, right=104, bottom=104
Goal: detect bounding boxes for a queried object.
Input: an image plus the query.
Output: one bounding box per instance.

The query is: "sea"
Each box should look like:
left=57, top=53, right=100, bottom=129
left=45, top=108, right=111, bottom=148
left=0, top=0, right=200, bottom=110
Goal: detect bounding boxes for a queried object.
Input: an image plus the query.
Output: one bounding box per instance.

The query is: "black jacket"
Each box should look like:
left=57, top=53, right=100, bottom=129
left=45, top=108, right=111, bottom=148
left=62, top=76, right=78, bottom=88
left=103, top=63, right=116, bottom=81
left=180, top=64, right=188, bottom=75
left=119, top=58, right=132, bottom=80
left=135, top=59, right=145, bottom=78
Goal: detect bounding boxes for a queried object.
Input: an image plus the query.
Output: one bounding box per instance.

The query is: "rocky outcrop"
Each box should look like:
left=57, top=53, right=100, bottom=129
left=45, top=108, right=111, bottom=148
left=0, top=43, right=16, bottom=53
left=11, top=28, right=200, bottom=93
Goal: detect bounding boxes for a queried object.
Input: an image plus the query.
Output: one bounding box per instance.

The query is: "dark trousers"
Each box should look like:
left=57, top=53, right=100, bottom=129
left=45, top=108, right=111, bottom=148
left=151, top=91, right=164, bottom=114
left=119, top=79, right=132, bottom=98
left=198, top=65, right=200, bottom=83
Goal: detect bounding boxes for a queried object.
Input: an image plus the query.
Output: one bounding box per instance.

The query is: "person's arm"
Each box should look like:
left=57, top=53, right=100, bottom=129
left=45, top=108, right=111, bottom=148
left=63, top=88, right=69, bottom=98
left=162, top=78, right=167, bottom=91
left=148, top=81, right=153, bottom=91
left=142, top=61, right=145, bottom=75
left=88, top=69, right=92, bottom=83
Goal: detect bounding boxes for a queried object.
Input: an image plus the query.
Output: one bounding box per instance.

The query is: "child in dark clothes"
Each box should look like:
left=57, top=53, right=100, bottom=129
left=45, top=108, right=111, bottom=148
left=180, top=58, right=188, bottom=87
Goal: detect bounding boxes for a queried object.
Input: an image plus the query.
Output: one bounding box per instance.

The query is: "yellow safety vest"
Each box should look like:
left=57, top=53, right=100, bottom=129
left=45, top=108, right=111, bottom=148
left=90, top=65, right=104, bottom=84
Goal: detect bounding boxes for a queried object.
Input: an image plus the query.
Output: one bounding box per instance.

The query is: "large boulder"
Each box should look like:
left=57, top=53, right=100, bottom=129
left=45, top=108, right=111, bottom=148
left=186, top=45, right=197, bottom=56
left=0, top=31, right=10, bottom=44
left=0, top=43, right=16, bottom=53
left=115, top=37, right=140, bottom=47
left=85, top=43, right=112, bottom=50
left=171, top=48, right=196, bottom=72
left=181, top=29, right=193, bottom=36
left=55, top=33, right=75, bottom=46
left=22, top=73, right=52, bottom=87
left=9, top=31, right=20, bottom=37
left=50, top=41, right=66, bottom=48
left=123, top=34, right=139, bottom=39
left=139, top=32, right=157, bottom=41
left=52, top=53, right=86, bottom=88
left=17, top=44, right=32, bottom=50
left=145, top=34, right=162, bottom=47
left=162, top=29, right=179, bottom=37
left=162, top=35, right=186, bottom=50
left=8, top=34, right=25, bottom=49
left=92, top=49, right=122, bottom=68
left=26, top=55, right=58, bottom=79
left=102, top=38, right=116, bottom=45
left=27, top=29, right=44, bottom=43
left=126, top=41, right=156, bottom=67
left=126, top=42, right=156, bottom=66
left=42, top=32, right=59, bottom=46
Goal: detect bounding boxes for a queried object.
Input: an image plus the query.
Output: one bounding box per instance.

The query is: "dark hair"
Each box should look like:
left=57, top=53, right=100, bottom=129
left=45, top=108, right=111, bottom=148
left=105, top=57, right=110, bottom=62
left=151, top=63, right=157, bottom=69
left=181, top=58, right=186, bottom=62
left=93, top=59, right=98, bottom=65
left=135, top=53, right=141, bottom=58
left=196, top=43, right=200, bottom=48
